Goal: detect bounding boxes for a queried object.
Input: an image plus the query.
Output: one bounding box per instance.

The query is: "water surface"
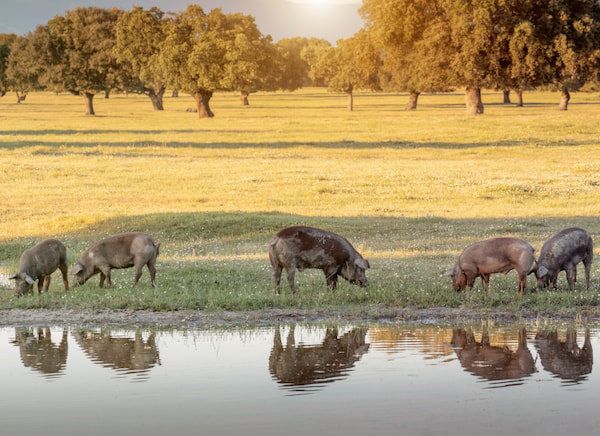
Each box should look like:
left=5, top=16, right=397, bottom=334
left=1, top=323, right=598, bottom=435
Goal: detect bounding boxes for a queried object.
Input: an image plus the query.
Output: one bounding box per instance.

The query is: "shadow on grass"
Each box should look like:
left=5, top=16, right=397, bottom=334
left=2, top=138, right=598, bottom=151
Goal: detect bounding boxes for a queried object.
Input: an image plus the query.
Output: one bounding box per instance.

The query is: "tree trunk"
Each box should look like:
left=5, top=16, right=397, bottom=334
left=240, top=91, right=250, bottom=106
left=172, top=89, right=179, bottom=98
left=559, top=89, right=570, bottom=111
left=82, top=92, right=95, bottom=115
left=503, top=90, right=511, bottom=104
left=515, top=90, right=524, bottom=107
left=15, top=91, right=27, bottom=104
left=465, top=87, right=484, bottom=114
left=192, top=89, right=214, bottom=118
left=405, top=91, right=420, bottom=110
left=104, top=89, right=110, bottom=99
left=347, top=91, right=353, bottom=111
left=147, top=85, right=166, bottom=111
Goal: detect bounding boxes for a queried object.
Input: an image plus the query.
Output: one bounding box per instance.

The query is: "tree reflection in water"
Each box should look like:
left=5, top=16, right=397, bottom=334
left=269, top=325, right=370, bottom=395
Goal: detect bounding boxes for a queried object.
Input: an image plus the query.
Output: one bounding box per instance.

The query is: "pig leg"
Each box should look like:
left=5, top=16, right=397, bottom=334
left=583, top=255, right=592, bottom=290
left=324, top=265, right=339, bottom=290
left=565, top=264, right=575, bottom=291
left=465, top=271, right=477, bottom=293
left=133, top=263, right=144, bottom=287
left=272, top=263, right=282, bottom=295
left=325, top=272, right=338, bottom=290
left=286, top=265, right=297, bottom=294
left=147, top=261, right=157, bottom=288
left=480, top=274, right=490, bottom=292
left=59, top=263, right=69, bottom=291
left=99, top=273, right=106, bottom=288
left=517, top=270, right=527, bottom=295
left=42, top=275, right=51, bottom=293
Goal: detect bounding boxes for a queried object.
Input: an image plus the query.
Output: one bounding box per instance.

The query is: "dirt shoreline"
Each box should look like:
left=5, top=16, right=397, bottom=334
left=0, top=307, right=598, bottom=327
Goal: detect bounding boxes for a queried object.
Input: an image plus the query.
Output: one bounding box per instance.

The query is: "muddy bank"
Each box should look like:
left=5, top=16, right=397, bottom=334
left=0, top=307, right=598, bottom=327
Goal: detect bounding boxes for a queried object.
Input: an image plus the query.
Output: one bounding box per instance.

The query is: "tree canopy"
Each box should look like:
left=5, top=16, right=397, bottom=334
left=362, top=0, right=600, bottom=113
left=160, top=5, right=275, bottom=117
left=31, top=7, right=127, bottom=115
left=114, top=6, right=171, bottom=110
left=307, top=30, right=381, bottom=111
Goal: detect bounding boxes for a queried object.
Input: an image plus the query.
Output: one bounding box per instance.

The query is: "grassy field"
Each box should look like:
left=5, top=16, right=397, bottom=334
left=1, top=88, right=600, bottom=317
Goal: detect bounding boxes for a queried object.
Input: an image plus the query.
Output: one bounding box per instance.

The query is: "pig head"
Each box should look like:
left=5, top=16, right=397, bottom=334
left=444, top=237, right=535, bottom=294
left=71, top=232, right=160, bottom=288
left=268, top=225, right=370, bottom=294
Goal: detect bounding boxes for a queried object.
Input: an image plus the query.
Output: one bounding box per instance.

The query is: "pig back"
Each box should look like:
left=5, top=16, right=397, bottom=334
left=88, top=233, right=158, bottom=268
left=20, top=239, right=67, bottom=278
left=274, top=226, right=358, bottom=267
left=538, top=227, right=592, bottom=265
left=459, top=237, right=534, bottom=273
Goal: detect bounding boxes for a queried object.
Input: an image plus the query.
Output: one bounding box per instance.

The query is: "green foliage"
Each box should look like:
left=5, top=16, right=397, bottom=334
left=0, top=43, right=8, bottom=92
left=361, top=0, right=600, bottom=111
left=5, top=35, right=40, bottom=94
left=160, top=5, right=277, bottom=117
left=37, top=7, right=125, bottom=94
left=275, top=37, right=314, bottom=91
left=113, top=6, right=170, bottom=109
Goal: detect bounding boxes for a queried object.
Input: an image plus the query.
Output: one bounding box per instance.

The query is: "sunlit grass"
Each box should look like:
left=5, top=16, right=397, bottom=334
left=1, top=88, right=600, bottom=315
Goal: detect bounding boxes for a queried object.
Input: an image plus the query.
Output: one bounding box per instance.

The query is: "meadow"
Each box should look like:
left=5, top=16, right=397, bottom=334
left=1, top=88, right=600, bottom=318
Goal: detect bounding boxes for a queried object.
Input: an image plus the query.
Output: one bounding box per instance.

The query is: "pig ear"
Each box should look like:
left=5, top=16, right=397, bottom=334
left=24, top=274, right=35, bottom=285
left=71, top=263, right=84, bottom=275
left=537, top=265, right=548, bottom=278
left=442, top=268, right=456, bottom=277
left=356, top=258, right=370, bottom=269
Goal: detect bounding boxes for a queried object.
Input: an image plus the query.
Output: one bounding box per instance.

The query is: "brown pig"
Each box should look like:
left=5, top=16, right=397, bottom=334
left=71, top=233, right=160, bottom=288
left=268, top=225, right=370, bottom=295
left=533, top=227, right=593, bottom=290
left=444, top=237, right=535, bottom=294
left=10, top=239, right=69, bottom=296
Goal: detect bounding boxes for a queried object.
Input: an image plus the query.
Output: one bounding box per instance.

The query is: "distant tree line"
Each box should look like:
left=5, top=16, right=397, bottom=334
left=1, top=1, right=599, bottom=116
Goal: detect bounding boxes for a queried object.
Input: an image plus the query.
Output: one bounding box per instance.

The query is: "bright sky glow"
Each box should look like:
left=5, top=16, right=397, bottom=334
left=287, top=0, right=361, bottom=3
left=1, top=0, right=365, bottom=43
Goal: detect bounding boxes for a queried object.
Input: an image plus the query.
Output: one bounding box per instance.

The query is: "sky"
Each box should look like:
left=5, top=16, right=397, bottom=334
left=1, top=0, right=365, bottom=43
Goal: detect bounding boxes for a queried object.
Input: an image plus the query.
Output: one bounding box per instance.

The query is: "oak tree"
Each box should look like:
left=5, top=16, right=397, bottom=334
left=32, top=7, right=125, bottom=115
left=305, top=30, right=381, bottom=111
left=161, top=6, right=274, bottom=117
left=114, top=6, right=172, bottom=111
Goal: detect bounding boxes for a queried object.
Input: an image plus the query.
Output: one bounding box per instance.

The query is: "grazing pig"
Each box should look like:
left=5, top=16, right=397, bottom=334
left=10, top=239, right=69, bottom=296
left=268, top=225, right=370, bottom=294
left=533, top=227, right=593, bottom=291
left=444, top=238, right=535, bottom=294
left=71, top=233, right=160, bottom=288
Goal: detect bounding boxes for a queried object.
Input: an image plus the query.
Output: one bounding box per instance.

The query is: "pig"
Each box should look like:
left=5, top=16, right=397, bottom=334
left=533, top=227, right=593, bottom=291
left=444, top=237, right=535, bottom=294
left=268, top=225, right=370, bottom=294
left=10, top=239, right=69, bottom=296
left=71, top=233, right=160, bottom=288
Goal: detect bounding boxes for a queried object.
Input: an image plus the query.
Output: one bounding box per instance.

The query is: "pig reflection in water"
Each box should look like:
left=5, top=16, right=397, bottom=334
left=73, top=330, right=160, bottom=373
left=11, top=327, right=68, bottom=376
left=535, top=328, right=593, bottom=384
left=269, top=326, right=370, bottom=390
left=451, top=328, right=537, bottom=383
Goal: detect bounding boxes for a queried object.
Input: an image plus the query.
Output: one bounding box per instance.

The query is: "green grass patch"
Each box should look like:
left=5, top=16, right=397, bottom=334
left=1, top=89, right=600, bottom=316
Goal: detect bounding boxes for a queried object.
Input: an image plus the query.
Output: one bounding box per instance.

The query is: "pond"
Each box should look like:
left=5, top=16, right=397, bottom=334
left=1, top=322, right=599, bottom=435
